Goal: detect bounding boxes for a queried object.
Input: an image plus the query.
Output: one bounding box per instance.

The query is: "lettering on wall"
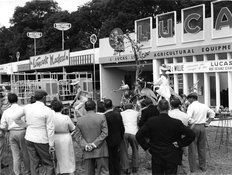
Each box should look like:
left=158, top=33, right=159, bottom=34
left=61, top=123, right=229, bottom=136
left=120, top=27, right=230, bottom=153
left=182, top=4, right=205, bottom=43
left=135, top=17, right=152, bottom=48
left=167, top=60, right=232, bottom=73
left=156, top=11, right=176, bottom=46
left=30, top=50, right=70, bottom=70
left=212, top=0, right=232, bottom=39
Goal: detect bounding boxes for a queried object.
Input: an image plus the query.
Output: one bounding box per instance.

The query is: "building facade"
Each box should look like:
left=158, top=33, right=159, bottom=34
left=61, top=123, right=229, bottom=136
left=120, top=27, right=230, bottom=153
left=99, top=1, right=232, bottom=109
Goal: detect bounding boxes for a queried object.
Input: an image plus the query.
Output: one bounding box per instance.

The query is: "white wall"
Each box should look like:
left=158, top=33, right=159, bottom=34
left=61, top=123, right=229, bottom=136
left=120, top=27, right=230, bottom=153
left=100, top=66, right=125, bottom=106
left=99, top=17, right=232, bottom=59
left=70, top=48, right=100, bottom=63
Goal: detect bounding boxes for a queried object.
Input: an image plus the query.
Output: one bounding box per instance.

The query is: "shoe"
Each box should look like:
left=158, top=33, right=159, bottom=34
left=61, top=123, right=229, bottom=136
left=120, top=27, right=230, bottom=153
left=1, top=163, right=9, bottom=169
left=132, top=167, right=138, bottom=173
left=123, top=169, right=131, bottom=174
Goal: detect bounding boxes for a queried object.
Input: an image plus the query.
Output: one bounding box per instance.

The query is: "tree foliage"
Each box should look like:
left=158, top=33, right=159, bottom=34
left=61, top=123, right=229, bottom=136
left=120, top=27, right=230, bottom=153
left=0, top=0, right=213, bottom=64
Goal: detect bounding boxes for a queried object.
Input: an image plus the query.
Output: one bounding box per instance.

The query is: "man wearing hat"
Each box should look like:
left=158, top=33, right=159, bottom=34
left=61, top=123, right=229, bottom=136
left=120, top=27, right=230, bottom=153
left=13, top=89, right=55, bottom=175
left=186, top=92, right=215, bottom=173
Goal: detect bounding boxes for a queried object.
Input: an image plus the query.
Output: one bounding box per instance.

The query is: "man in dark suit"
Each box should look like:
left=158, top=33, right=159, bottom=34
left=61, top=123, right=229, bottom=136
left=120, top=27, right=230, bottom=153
left=138, top=97, right=159, bottom=128
left=104, top=99, right=125, bottom=175
left=138, top=97, right=160, bottom=170
left=136, top=99, right=195, bottom=175
left=75, top=100, right=109, bottom=174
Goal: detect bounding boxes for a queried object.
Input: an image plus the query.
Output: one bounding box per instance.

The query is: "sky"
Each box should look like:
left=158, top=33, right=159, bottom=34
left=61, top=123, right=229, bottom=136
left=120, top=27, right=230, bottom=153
left=0, top=0, right=91, bottom=27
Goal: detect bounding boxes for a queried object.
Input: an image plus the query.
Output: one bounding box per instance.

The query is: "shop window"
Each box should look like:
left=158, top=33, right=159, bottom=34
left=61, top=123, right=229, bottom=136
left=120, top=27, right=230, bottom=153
left=178, top=74, right=183, bottom=95
left=219, top=73, right=228, bottom=108
left=209, top=75, right=216, bottom=106
left=166, top=58, right=173, bottom=64
left=160, top=59, right=164, bottom=65
left=206, top=54, right=215, bottom=60
left=186, top=56, right=193, bottom=62
left=229, top=52, right=232, bottom=59
left=196, top=55, right=203, bottom=61
left=218, top=53, right=227, bottom=60
left=176, top=57, right=182, bottom=63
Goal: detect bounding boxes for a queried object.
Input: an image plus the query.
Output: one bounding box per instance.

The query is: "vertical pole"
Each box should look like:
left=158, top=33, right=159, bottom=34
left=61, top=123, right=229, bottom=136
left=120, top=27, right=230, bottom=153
left=34, top=38, right=36, bottom=56
left=62, top=30, right=65, bottom=80
left=93, top=44, right=96, bottom=101
left=62, top=30, right=64, bottom=51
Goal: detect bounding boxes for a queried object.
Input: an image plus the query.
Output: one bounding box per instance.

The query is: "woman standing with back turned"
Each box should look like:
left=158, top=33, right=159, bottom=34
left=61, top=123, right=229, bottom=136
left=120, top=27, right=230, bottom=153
left=51, top=99, right=76, bottom=175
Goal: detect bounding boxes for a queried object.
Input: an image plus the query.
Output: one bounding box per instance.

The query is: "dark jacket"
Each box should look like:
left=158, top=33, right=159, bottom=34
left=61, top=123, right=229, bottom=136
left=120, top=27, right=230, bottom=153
left=138, top=104, right=159, bottom=128
left=136, top=113, right=195, bottom=165
left=105, top=108, right=125, bottom=147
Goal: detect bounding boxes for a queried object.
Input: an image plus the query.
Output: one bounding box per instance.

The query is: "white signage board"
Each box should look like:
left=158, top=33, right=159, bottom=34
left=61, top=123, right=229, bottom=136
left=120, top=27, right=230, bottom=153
left=30, top=50, right=70, bottom=70
left=27, top=32, right=43, bottom=39
left=54, top=23, right=72, bottom=31
left=167, top=60, right=232, bottom=73
left=0, top=65, right=7, bottom=74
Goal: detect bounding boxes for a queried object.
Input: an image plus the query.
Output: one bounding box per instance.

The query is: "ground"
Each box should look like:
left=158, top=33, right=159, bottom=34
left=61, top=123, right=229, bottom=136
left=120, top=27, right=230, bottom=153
left=1, top=126, right=232, bottom=175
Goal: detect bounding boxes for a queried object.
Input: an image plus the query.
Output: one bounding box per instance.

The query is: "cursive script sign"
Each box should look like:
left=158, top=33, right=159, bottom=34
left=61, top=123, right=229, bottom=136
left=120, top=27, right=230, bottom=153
left=30, top=50, right=70, bottom=70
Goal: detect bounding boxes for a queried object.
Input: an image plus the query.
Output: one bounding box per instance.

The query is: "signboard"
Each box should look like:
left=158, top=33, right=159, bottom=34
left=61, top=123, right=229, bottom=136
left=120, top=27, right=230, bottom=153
left=0, top=65, right=7, bottom=74
left=54, top=23, right=72, bottom=31
left=90, top=34, right=97, bottom=45
left=153, top=42, right=232, bottom=59
left=18, top=64, right=30, bottom=72
left=27, top=32, right=43, bottom=39
left=182, top=4, right=205, bottom=43
left=211, top=0, right=232, bottom=39
left=156, top=11, right=176, bottom=46
left=99, top=42, right=232, bottom=64
left=109, top=28, right=125, bottom=52
left=30, top=50, right=70, bottom=70
left=135, top=17, right=152, bottom=48
left=167, top=60, right=232, bottom=73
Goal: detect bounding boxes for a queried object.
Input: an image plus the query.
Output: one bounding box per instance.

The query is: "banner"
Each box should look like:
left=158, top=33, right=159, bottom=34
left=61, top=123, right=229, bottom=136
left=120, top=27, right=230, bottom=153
left=182, top=4, right=205, bottom=43
left=30, top=50, right=70, bottom=70
left=211, top=0, right=232, bottom=39
left=99, top=42, right=232, bottom=64
left=156, top=11, right=176, bottom=46
left=135, top=17, right=152, bottom=48
left=167, top=60, right=232, bottom=73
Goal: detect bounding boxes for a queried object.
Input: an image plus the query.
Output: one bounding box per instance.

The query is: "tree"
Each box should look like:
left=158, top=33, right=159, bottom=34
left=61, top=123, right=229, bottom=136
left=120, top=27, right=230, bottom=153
left=0, top=0, right=214, bottom=63
left=5, top=0, right=61, bottom=61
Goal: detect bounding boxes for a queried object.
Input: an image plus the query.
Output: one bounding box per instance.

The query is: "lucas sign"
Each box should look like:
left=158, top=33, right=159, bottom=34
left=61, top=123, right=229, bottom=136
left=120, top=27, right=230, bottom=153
left=30, top=50, right=70, bottom=70
left=211, top=1, right=232, bottom=39
left=154, top=1, right=232, bottom=45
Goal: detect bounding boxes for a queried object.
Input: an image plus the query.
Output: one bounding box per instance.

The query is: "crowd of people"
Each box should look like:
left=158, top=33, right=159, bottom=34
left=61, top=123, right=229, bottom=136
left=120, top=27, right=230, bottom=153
left=0, top=83, right=216, bottom=175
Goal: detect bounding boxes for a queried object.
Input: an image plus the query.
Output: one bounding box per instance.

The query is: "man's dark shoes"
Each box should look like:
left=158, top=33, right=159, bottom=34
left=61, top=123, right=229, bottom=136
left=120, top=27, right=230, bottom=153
left=1, top=163, right=9, bottom=169
left=123, top=169, right=131, bottom=174
left=132, top=167, right=138, bottom=173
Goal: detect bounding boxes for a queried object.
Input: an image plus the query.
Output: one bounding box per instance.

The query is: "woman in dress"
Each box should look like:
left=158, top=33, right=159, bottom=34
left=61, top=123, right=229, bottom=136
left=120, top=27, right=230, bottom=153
left=70, top=81, right=88, bottom=120
left=153, top=64, right=171, bottom=101
left=51, top=100, right=76, bottom=175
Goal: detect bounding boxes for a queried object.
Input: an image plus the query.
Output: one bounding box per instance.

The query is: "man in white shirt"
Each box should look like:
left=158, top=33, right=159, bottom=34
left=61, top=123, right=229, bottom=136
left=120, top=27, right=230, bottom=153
left=1, top=93, right=30, bottom=175
left=186, top=92, right=215, bottom=173
left=13, top=90, right=55, bottom=175
left=120, top=103, right=139, bottom=174
left=169, top=98, right=190, bottom=175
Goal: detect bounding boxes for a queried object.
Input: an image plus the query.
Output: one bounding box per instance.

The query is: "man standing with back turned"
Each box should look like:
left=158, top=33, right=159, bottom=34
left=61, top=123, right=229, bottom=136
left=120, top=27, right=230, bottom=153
left=75, top=100, right=109, bottom=175
left=13, top=90, right=55, bottom=175
left=104, top=99, right=125, bottom=175
left=186, top=92, right=215, bottom=173
left=1, top=93, right=30, bottom=175
left=136, top=99, right=195, bottom=175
